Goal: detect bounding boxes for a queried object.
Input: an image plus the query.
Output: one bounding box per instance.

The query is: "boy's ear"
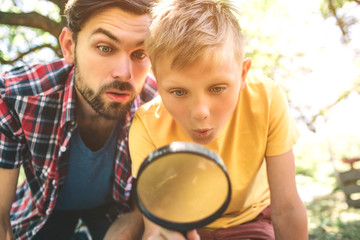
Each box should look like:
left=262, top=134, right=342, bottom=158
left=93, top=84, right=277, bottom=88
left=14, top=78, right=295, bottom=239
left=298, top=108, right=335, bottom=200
left=240, top=58, right=251, bottom=90
left=59, top=27, right=75, bottom=65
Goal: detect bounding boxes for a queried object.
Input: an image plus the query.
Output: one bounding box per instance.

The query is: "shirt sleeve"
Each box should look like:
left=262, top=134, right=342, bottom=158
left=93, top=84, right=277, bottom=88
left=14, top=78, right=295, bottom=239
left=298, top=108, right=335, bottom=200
left=129, top=111, right=157, bottom=178
left=140, top=75, right=158, bottom=104
left=0, top=97, right=26, bottom=169
left=265, top=84, right=300, bottom=157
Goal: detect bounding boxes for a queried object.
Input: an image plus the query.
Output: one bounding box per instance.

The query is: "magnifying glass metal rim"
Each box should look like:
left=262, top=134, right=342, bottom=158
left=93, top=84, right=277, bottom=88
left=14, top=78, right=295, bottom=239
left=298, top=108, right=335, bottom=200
left=135, top=141, right=232, bottom=232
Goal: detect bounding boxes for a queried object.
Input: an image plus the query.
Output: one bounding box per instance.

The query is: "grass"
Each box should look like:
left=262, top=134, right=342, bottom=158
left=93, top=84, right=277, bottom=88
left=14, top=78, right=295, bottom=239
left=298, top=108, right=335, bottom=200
left=306, top=190, right=360, bottom=240
left=295, top=134, right=360, bottom=240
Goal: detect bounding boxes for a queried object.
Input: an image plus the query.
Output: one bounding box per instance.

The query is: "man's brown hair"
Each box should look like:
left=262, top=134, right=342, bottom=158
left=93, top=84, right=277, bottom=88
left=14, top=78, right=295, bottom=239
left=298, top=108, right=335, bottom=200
left=64, top=0, right=153, bottom=40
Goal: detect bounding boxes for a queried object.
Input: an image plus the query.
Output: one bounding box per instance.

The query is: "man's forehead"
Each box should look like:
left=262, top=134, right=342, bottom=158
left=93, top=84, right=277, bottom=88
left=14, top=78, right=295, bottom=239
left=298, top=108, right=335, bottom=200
left=79, top=8, right=151, bottom=43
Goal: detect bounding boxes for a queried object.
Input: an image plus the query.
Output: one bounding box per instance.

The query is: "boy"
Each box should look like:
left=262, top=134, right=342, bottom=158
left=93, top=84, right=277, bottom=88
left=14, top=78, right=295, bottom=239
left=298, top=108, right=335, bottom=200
left=129, top=0, right=308, bottom=239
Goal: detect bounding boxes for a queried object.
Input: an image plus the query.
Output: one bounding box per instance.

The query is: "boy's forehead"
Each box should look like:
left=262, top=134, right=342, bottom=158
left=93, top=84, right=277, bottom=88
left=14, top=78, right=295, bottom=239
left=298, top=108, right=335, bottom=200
left=154, top=53, right=243, bottom=81
left=155, top=45, right=242, bottom=73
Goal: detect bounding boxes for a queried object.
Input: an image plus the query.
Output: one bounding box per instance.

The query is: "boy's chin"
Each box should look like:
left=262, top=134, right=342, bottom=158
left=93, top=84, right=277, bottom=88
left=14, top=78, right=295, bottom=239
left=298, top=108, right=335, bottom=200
left=191, top=136, right=216, bottom=146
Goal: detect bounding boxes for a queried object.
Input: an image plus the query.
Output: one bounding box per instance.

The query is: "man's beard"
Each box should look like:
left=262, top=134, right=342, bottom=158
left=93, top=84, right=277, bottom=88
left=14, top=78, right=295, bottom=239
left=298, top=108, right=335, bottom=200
left=74, top=62, right=136, bottom=120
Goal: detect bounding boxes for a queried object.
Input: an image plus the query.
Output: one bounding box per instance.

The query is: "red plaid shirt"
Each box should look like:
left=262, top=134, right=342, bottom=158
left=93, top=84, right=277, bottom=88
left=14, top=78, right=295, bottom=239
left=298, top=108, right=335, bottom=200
left=0, top=59, right=158, bottom=239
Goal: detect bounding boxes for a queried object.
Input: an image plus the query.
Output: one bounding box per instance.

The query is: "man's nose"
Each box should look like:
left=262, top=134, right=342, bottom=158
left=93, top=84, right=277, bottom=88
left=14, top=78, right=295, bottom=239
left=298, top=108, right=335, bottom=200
left=111, top=54, right=131, bottom=81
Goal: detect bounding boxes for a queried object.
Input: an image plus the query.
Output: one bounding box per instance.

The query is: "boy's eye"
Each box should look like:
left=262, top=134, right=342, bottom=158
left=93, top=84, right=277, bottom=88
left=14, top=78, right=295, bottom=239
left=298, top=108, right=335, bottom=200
left=98, top=46, right=112, bottom=53
left=210, top=86, right=226, bottom=93
left=132, top=50, right=147, bottom=60
left=170, top=89, right=187, bottom=96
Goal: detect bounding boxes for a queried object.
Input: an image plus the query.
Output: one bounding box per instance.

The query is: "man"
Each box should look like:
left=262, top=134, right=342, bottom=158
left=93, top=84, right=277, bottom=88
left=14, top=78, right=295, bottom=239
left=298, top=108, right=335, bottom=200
left=0, top=0, right=157, bottom=239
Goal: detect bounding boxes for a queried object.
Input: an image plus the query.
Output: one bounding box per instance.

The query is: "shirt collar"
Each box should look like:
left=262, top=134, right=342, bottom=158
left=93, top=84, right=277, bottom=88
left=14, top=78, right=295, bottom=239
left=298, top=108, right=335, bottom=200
left=60, top=67, right=76, bottom=130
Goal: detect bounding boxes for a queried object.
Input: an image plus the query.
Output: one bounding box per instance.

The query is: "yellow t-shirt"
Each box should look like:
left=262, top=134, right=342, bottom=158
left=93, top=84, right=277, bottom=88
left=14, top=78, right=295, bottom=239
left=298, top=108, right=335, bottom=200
left=129, top=73, right=300, bottom=230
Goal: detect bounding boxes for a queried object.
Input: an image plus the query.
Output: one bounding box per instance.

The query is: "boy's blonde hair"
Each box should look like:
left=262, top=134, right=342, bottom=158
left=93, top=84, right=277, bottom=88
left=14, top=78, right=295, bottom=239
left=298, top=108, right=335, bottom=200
left=146, top=0, right=245, bottom=70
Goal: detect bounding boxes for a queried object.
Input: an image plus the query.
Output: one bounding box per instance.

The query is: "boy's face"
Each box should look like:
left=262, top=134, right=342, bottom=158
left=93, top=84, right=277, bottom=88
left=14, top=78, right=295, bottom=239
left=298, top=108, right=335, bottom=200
left=154, top=56, right=251, bottom=145
left=63, top=7, right=151, bottom=119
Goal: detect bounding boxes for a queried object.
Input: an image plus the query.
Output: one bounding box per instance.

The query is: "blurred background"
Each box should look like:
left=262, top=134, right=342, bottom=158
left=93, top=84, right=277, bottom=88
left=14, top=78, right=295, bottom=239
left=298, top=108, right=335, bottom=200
left=1, top=0, right=359, bottom=239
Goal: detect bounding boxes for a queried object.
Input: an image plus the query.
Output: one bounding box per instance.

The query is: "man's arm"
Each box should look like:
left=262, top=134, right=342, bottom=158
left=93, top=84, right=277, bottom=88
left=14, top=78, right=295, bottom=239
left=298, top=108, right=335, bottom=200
left=0, top=168, right=19, bottom=240
left=266, top=149, right=308, bottom=240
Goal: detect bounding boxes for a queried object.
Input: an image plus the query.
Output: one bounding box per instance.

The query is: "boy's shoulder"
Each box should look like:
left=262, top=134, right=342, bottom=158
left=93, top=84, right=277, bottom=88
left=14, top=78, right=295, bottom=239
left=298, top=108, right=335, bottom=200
left=246, top=70, right=278, bottom=89
left=244, top=70, right=284, bottom=98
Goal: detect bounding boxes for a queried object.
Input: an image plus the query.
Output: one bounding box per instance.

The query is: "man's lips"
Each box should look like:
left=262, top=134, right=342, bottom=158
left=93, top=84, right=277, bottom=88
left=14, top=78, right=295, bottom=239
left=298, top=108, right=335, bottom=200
left=105, top=90, right=131, bottom=102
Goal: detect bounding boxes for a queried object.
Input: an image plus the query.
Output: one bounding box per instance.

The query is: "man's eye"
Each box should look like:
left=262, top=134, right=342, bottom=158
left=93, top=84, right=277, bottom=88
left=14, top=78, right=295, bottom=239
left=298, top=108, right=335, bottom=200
left=170, top=89, right=186, bottom=96
left=98, top=46, right=112, bottom=53
left=132, top=50, right=147, bottom=60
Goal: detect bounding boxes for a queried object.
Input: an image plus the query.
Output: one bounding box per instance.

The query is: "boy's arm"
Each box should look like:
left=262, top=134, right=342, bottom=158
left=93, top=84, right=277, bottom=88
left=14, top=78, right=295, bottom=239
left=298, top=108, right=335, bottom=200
left=142, top=216, right=200, bottom=240
left=103, top=208, right=144, bottom=240
left=0, top=168, right=19, bottom=240
left=265, top=149, right=308, bottom=240
left=104, top=185, right=144, bottom=240
left=104, top=186, right=200, bottom=240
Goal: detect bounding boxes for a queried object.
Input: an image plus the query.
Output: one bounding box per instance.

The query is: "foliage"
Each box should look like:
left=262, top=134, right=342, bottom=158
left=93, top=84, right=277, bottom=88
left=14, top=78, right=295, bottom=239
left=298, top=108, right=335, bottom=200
left=320, top=0, right=348, bottom=18
left=307, top=191, right=360, bottom=240
left=0, top=0, right=66, bottom=70
left=320, top=0, right=360, bottom=43
left=294, top=131, right=360, bottom=239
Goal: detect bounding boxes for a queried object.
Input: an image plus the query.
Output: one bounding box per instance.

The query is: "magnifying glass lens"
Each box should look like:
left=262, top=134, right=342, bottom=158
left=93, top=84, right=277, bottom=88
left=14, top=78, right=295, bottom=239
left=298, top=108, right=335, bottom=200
left=137, top=152, right=229, bottom=223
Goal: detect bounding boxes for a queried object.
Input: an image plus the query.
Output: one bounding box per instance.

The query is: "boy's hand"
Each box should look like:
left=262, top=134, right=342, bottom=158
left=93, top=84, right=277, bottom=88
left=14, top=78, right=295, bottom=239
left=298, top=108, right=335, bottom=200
left=143, top=228, right=199, bottom=240
left=142, top=217, right=200, bottom=240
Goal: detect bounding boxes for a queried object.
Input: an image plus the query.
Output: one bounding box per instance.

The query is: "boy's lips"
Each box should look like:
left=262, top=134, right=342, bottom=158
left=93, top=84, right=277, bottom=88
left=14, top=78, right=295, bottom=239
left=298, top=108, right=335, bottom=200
left=105, top=90, right=132, bottom=102
left=193, top=128, right=212, bottom=137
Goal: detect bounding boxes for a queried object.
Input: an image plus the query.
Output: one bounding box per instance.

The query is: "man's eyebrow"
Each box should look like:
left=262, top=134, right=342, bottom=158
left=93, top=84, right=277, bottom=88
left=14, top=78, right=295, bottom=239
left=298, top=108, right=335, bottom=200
left=92, top=28, right=120, bottom=43
left=91, top=27, right=145, bottom=47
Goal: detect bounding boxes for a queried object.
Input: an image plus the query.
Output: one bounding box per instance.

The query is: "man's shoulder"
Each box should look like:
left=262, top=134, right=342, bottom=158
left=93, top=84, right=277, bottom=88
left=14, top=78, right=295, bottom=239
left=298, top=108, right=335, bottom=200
left=138, top=95, right=162, bottom=113
left=1, top=59, right=74, bottom=97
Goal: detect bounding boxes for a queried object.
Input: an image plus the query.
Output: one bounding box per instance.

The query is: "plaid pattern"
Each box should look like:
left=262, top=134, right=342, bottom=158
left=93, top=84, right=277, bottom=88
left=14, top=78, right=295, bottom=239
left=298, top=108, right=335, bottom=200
left=0, top=59, right=158, bottom=239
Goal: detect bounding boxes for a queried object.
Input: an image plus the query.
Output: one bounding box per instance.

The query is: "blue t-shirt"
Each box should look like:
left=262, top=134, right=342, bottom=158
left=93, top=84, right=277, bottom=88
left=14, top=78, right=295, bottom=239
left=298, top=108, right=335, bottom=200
left=55, top=122, right=119, bottom=210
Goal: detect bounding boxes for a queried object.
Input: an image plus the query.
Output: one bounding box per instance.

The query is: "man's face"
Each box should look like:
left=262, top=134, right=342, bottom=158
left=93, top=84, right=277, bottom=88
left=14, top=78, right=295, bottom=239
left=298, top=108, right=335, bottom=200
left=73, top=7, right=151, bottom=119
left=155, top=56, right=250, bottom=145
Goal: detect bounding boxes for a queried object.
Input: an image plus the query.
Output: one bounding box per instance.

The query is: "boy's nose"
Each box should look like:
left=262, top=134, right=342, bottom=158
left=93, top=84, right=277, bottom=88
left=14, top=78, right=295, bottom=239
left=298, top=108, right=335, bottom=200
left=111, top=55, right=131, bottom=81
left=191, top=101, right=209, bottom=120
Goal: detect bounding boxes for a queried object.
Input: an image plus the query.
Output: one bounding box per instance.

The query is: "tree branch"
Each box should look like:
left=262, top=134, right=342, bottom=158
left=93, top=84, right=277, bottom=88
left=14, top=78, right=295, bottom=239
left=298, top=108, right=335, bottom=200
left=307, top=82, right=360, bottom=129
left=0, top=11, right=64, bottom=38
left=0, top=44, right=61, bottom=65
left=46, top=0, right=67, bottom=17
left=327, top=0, right=347, bottom=36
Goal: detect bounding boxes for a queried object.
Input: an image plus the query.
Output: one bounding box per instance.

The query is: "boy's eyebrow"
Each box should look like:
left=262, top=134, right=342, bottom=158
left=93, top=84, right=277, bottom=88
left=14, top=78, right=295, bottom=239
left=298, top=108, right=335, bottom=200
left=91, top=27, right=145, bottom=47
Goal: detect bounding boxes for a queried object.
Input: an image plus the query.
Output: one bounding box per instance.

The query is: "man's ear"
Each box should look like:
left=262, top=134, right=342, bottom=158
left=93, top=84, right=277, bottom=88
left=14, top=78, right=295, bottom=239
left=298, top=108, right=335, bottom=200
left=240, top=58, right=251, bottom=90
left=59, top=27, right=75, bottom=65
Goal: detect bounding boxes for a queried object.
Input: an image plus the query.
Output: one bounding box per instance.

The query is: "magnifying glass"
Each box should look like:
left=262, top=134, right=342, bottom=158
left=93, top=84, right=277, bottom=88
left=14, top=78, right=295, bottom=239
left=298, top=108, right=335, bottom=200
left=134, top=141, right=231, bottom=233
